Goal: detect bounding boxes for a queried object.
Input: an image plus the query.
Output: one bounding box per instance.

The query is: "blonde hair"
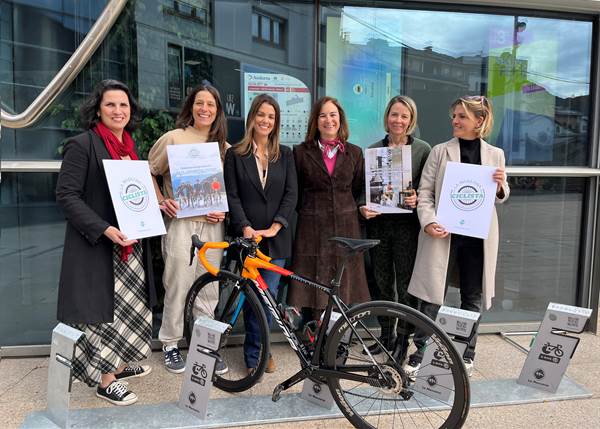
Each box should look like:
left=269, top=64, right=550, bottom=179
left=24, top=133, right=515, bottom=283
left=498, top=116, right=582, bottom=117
left=384, top=95, right=418, bottom=135
left=235, top=94, right=281, bottom=162
left=450, top=95, right=494, bottom=138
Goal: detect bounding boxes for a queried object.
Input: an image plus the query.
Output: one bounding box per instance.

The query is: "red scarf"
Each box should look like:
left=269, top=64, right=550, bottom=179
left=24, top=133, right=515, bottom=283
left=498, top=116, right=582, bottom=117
left=319, top=137, right=345, bottom=154
left=93, top=122, right=139, bottom=261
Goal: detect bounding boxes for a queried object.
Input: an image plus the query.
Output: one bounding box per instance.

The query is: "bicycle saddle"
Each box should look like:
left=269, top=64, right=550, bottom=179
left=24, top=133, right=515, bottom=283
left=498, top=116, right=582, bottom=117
left=329, top=237, right=380, bottom=253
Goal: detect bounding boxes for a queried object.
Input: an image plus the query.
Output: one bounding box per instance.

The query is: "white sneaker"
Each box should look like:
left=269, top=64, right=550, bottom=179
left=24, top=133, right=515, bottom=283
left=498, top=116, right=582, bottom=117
left=463, top=359, right=474, bottom=377
left=402, top=359, right=421, bottom=382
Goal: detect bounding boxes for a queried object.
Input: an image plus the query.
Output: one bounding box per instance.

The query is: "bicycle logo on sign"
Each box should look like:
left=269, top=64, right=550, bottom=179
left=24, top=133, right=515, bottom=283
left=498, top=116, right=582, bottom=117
left=541, top=342, right=564, bottom=357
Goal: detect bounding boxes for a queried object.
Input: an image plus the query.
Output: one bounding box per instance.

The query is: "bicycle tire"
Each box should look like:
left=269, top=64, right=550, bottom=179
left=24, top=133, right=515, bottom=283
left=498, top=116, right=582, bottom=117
left=183, top=272, right=270, bottom=392
left=324, top=301, right=470, bottom=429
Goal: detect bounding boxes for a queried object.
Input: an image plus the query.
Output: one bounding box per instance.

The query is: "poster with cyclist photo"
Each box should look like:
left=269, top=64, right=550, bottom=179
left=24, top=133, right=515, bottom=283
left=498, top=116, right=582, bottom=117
left=365, top=146, right=413, bottom=214
left=166, top=142, right=228, bottom=218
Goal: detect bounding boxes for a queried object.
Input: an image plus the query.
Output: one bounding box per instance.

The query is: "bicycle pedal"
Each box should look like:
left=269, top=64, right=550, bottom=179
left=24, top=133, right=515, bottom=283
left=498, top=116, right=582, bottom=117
left=399, top=389, right=414, bottom=401
left=272, top=384, right=284, bottom=402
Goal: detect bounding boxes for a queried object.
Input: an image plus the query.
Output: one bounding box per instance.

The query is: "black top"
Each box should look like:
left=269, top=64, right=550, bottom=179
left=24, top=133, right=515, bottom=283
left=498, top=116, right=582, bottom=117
left=223, top=145, right=298, bottom=259
left=459, top=137, right=481, bottom=165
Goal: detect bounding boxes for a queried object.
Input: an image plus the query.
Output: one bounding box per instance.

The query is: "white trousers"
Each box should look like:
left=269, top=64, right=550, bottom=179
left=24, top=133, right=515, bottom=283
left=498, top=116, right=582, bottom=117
left=158, top=218, right=224, bottom=348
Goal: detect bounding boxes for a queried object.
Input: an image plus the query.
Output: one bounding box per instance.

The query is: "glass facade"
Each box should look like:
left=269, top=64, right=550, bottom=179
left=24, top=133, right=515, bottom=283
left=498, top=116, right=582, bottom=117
left=0, top=0, right=597, bottom=346
left=320, top=4, right=593, bottom=166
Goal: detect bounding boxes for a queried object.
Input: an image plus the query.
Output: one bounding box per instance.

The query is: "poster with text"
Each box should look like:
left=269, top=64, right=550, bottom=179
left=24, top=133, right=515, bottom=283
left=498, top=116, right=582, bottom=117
left=167, top=142, right=228, bottom=218
left=103, top=160, right=166, bottom=240
left=365, top=146, right=412, bottom=214
left=243, top=72, right=311, bottom=145
left=436, top=162, right=497, bottom=239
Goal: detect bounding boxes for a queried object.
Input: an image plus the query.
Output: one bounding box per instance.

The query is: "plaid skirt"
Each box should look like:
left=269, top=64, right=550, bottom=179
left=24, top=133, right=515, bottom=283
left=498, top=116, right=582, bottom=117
left=70, top=244, right=152, bottom=387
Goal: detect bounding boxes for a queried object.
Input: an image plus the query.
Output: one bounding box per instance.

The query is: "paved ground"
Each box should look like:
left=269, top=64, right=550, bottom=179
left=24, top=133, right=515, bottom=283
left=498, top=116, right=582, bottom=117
left=1, top=319, right=599, bottom=429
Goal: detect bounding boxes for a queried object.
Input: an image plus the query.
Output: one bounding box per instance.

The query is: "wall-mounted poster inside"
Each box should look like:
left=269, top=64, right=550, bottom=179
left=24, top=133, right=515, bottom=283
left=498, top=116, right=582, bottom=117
left=243, top=72, right=310, bottom=145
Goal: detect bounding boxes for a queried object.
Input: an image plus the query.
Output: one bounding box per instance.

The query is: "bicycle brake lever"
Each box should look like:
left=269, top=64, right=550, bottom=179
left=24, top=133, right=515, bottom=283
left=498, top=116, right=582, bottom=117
left=189, top=244, right=195, bottom=266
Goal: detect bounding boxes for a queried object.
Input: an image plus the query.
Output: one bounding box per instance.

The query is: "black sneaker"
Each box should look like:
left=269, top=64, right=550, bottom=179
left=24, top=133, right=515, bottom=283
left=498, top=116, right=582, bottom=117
left=163, top=346, right=186, bottom=374
left=214, top=353, right=228, bottom=375
left=115, top=364, right=152, bottom=380
left=96, top=380, right=138, bottom=406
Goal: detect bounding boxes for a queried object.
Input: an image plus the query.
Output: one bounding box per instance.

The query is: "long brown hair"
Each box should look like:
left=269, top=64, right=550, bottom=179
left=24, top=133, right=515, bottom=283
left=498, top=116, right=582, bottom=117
left=176, top=83, right=228, bottom=158
left=305, top=96, right=349, bottom=144
left=235, top=94, right=281, bottom=162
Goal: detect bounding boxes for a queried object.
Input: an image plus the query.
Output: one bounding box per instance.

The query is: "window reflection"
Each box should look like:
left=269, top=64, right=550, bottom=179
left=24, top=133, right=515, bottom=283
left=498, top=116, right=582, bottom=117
left=444, top=176, right=584, bottom=323
left=0, top=173, right=64, bottom=346
left=322, top=4, right=592, bottom=166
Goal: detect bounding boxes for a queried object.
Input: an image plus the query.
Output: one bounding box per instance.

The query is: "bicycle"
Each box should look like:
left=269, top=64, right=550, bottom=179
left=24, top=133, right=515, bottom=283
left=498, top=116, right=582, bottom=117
left=184, top=235, right=470, bottom=429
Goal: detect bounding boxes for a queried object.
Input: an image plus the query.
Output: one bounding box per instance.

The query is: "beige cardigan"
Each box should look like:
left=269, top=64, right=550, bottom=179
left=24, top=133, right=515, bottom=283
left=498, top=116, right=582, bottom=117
left=407, top=137, right=510, bottom=310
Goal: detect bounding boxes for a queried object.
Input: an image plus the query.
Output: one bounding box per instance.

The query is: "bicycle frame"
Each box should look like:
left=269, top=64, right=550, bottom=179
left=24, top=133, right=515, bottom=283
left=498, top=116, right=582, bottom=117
left=193, top=237, right=394, bottom=386
left=212, top=252, right=341, bottom=369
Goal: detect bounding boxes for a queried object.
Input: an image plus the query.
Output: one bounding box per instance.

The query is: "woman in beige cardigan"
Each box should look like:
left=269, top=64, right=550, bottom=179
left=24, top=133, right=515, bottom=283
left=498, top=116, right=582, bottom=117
left=406, top=95, right=509, bottom=377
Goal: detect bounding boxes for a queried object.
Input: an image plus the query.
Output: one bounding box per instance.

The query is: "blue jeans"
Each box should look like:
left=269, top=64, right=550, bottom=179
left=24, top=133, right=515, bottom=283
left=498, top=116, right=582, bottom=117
left=243, top=258, right=285, bottom=368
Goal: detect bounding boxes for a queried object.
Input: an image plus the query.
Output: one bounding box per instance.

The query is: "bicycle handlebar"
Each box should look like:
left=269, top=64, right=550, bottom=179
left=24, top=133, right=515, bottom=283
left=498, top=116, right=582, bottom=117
left=189, top=234, right=271, bottom=276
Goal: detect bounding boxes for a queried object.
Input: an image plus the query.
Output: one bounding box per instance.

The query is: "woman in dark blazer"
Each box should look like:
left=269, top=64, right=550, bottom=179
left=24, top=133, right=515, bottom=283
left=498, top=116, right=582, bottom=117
left=224, top=93, right=297, bottom=375
left=56, top=80, right=156, bottom=406
left=288, top=96, right=370, bottom=321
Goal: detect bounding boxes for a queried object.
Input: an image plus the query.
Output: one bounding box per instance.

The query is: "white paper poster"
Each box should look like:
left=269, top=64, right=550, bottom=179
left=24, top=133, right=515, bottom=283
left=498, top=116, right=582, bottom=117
left=365, top=146, right=413, bottom=214
left=436, top=162, right=497, bottom=239
left=103, top=160, right=166, bottom=240
left=167, top=142, right=228, bottom=218
left=243, top=73, right=311, bottom=145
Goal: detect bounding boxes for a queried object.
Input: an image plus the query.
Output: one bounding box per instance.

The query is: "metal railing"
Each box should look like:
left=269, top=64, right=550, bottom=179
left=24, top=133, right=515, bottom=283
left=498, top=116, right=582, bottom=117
left=0, top=0, right=127, bottom=129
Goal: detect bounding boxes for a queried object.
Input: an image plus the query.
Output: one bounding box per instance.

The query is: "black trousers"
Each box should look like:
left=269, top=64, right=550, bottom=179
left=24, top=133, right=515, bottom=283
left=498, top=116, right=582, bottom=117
left=368, top=218, right=420, bottom=350
left=411, top=234, right=484, bottom=362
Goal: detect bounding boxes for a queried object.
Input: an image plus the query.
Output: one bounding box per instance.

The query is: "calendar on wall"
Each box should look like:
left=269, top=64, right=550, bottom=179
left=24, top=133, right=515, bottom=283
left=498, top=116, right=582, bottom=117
left=243, top=73, right=311, bottom=145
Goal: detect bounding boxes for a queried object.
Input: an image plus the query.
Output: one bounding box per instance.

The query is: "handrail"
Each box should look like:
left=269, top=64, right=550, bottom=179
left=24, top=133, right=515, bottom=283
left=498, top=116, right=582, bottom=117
left=0, top=0, right=127, bottom=129
left=3, top=161, right=600, bottom=177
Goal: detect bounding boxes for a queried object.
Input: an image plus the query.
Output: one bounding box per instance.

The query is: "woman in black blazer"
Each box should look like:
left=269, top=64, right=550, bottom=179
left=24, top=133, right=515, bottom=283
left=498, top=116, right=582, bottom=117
left=56, top=80, right=156, bottom=406
left=224, top=94, right=297, bottom=375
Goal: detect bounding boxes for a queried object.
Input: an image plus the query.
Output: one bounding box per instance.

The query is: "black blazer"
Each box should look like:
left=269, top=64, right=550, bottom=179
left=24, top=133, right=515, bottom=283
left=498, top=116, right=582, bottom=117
left=55, top=130, right=156, bottom=324
left=224, top=145, right=298, bottom=259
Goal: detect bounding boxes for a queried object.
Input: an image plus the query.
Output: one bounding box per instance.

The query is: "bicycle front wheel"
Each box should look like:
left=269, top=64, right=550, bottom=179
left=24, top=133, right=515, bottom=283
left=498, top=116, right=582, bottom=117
left=184, top=272, right=270, bottom=392
left=324, top=301, right=470, bottom=429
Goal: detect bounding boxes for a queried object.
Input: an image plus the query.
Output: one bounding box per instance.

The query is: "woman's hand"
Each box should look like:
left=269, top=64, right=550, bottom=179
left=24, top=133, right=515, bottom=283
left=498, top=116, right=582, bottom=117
left=424, top=222, right=449, bottom=239
left=159, top=198, right=180, bottom=218
left=255, top=222, right=282, bottom=238
left=403, top=190, right=417, bottom=208
left=206, top=211, right=226, bottom=224
left=103, top=226, right=138, bottom=246
left=359, top=206, right=380, bottom=220
left=242, top=225, right=257, bottom=239
left=493, top=168, right=506, bottom=193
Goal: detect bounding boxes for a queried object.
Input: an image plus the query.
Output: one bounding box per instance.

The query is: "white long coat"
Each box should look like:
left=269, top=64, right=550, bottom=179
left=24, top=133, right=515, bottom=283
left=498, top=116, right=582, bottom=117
left=407, top=138, right=510, bottom=310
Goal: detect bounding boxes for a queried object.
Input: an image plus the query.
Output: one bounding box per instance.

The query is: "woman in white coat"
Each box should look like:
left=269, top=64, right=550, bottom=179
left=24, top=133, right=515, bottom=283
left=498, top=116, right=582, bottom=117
left=406, top=95, right=509, bottom=376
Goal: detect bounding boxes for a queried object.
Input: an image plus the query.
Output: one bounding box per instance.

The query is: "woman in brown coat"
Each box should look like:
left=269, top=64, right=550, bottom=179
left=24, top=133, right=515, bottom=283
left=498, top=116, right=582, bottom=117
left=288, top=96, right=370, bottom=320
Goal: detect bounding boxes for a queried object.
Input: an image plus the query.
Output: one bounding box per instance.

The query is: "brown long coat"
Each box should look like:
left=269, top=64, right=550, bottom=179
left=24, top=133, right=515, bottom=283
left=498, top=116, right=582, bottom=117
left=288, top=141, right=370, bottom=310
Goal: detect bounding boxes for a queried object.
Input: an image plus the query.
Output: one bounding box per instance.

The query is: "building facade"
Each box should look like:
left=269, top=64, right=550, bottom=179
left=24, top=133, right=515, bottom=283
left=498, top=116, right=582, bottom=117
left=1, top=0, right=599, bottom=351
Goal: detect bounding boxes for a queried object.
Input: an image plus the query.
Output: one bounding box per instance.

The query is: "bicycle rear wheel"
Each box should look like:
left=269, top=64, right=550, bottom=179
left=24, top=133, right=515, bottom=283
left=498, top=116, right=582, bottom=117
left=183, top=272, right=270, bottom=392
left=324, top=301, right=470, bottom=429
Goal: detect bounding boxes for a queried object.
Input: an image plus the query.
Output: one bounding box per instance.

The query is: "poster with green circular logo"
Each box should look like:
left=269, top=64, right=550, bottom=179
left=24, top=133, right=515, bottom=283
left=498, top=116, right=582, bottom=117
left=436, top=162, right=497, bottom=239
